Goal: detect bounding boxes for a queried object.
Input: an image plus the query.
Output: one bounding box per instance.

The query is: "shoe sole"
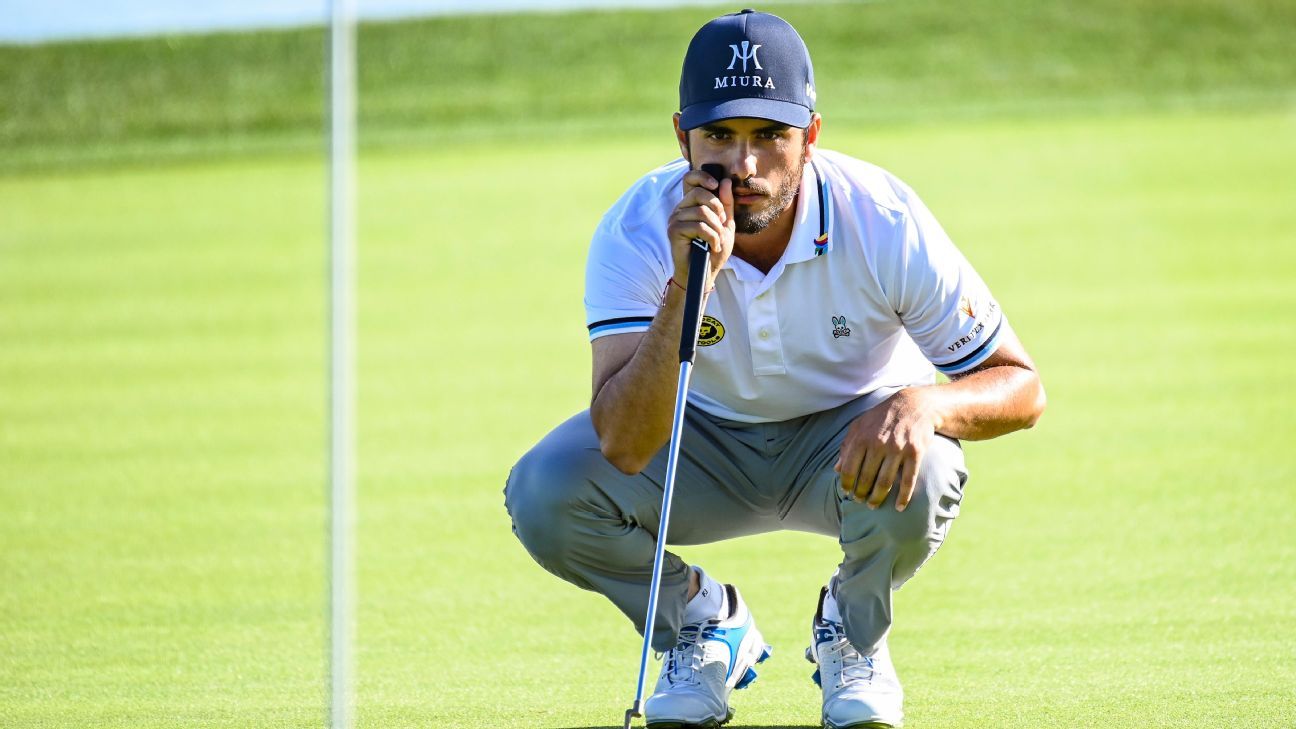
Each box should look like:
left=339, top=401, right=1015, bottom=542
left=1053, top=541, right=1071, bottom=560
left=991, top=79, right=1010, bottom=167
left=824, top=720, right=900, bottom=729
left=645, top=707, right=735, bottom=729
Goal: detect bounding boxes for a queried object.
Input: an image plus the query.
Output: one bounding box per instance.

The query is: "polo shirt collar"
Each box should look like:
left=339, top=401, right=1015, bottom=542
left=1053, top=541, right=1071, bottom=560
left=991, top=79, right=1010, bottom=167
left=784, top=159, right=832, bottom=264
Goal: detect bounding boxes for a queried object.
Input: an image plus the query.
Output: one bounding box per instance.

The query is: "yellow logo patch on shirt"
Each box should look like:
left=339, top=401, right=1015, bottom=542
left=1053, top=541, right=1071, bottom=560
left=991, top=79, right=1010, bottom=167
left=698, top=316, right=725, bottom=346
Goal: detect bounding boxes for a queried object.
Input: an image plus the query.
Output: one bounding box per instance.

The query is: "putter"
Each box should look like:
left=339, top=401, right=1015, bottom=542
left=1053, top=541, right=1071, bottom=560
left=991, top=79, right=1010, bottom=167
left=624, top=163, right=726, bottom=729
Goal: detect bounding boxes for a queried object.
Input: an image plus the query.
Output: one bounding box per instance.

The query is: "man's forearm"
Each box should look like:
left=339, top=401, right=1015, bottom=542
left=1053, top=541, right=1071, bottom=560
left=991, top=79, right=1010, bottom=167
left=590, top=289, right=693, bottom=473
left=918, top=364, right=1046, bottom=441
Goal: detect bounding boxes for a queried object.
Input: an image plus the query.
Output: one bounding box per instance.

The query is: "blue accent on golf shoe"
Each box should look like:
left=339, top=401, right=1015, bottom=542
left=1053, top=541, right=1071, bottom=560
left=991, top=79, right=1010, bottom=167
left=732, top=643, right=771, bottom=691
left=645, top=584, right=772, bottom=727
left=700, top=622, right=750, bottom=681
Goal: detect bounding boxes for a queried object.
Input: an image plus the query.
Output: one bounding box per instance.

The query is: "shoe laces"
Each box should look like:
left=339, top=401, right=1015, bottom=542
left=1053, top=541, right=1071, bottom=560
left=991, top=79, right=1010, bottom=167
left=662, top=621, right=710, bottom=686
left=819, top=621, right=875, bottom=689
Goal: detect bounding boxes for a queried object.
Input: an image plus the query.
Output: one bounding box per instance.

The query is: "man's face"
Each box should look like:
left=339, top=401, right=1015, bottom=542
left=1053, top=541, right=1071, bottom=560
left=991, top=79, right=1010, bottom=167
left=676, top=116, right=818, bottom=235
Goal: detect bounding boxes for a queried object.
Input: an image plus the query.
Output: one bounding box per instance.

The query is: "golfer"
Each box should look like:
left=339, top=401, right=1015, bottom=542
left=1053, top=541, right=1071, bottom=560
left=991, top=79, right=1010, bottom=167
left=505, top=9, right=1045, bottom=728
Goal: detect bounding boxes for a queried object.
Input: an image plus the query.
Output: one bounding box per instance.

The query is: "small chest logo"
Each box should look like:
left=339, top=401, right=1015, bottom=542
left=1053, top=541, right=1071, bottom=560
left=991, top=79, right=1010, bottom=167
left=698, top=315, right=725, bottom=346
left=832, top=315, right=851, bottom=339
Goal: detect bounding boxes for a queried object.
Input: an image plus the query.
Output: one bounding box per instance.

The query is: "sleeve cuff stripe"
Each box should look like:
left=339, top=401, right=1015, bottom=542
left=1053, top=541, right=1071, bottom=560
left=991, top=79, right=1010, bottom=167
left=587, top=315, right=654, bottom=332
left=588, top=318, right=654, bottom=337
left=934, top=319, right=1003, bottom=374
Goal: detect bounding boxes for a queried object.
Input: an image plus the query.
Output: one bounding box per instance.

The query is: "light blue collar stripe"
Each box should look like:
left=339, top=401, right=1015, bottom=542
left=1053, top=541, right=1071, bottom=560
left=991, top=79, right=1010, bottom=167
left=821, top=168, right=833, bottom=237
left=812, top=160, right=831, bottom=256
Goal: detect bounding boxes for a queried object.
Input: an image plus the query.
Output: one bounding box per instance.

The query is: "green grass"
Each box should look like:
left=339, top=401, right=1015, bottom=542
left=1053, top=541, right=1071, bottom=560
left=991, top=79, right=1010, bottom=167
left=3, top=108, right=1295, bottom=726
left=3, top=0, right=1295, bottom=725
left=3, top=0, right=1296, bottom=168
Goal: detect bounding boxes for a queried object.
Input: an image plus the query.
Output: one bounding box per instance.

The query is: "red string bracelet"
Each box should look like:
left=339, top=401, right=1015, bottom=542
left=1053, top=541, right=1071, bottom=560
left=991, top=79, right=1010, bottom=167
left=665, top=277, right=715, bottom=296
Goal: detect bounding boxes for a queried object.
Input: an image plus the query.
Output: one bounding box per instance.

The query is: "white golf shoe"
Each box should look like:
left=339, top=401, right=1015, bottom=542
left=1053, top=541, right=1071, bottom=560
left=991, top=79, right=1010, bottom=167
left=644, top=584, right=772, bottom=728
left=806, top=587, right=904, bottom=729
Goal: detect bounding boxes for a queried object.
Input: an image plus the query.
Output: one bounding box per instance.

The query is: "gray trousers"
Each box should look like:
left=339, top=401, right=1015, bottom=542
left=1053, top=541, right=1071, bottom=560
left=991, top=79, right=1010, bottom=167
left=503, top=388, right=968, bottom=655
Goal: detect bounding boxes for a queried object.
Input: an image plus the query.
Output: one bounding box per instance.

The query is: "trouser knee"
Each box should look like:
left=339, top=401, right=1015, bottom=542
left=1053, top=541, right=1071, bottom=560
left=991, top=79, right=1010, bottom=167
left=504, top=439, right=603, bottom=573
left=836, top=436, right=968, bottom=652
left=840, top=437, right=967, bottom=567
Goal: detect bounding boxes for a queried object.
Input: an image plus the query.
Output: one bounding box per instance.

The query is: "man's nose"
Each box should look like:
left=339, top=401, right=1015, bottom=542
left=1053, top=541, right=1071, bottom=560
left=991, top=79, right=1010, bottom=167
left=729, top=144, right=758, bottom=180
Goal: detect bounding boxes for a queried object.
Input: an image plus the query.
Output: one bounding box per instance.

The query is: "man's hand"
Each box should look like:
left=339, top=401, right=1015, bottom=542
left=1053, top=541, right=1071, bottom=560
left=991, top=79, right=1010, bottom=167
left=834, top=335, right=1045, bottom=507
left=667, top=168, right=735, bottom=291
left=835, top=388, right=943, bottom=511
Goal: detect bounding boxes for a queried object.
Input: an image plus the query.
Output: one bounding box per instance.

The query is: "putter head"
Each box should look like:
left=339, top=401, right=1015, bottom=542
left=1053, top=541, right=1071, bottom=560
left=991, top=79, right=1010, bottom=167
left=623, top=702, right=642, bottom=729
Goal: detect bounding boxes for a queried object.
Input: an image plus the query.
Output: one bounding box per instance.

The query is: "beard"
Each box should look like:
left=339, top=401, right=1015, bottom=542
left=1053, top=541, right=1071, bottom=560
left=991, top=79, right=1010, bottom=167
left=733, top=156, right=805, bottom=235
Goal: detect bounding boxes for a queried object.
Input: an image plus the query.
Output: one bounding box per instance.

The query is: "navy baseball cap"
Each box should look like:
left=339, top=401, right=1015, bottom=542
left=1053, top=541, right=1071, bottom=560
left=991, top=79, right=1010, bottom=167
left=678, top=9, right=816, bottom=131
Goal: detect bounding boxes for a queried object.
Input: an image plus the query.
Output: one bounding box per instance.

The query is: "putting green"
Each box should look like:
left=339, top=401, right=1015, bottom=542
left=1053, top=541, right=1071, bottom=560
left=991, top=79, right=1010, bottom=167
left=3, top=108, right=1293, bottom=727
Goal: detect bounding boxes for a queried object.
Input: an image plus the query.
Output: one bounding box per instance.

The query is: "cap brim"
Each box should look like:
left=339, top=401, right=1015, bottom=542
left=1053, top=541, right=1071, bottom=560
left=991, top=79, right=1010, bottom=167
left=679, top=97, right=812, bottom=131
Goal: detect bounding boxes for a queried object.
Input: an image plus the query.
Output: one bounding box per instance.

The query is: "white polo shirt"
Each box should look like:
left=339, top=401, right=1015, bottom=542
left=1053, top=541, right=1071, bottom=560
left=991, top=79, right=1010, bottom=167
left=584, top=149, right=1006, bottom=424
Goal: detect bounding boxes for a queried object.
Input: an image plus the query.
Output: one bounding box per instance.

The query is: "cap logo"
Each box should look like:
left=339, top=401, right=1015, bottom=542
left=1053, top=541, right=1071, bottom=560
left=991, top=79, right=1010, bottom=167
left=715, top=40, right=775, bottom=91
left=727, top=41, right=763, bottom=73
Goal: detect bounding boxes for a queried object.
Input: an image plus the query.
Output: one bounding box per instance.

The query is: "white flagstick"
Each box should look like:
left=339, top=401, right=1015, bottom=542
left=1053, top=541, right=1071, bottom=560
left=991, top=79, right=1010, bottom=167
left=327, top=0, right=357, bottom=727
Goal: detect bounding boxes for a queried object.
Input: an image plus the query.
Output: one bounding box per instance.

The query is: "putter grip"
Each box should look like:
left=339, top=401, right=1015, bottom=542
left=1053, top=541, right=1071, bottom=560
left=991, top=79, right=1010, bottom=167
left=677, top=163, right=725, bottom=364
left=678, top=241, right=711, bottom=364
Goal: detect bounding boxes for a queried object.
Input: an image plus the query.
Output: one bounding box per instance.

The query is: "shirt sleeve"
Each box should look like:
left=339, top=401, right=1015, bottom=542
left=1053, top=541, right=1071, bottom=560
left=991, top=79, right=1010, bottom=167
left=879, top=184, right=1006, bottom=376
left=583, top=213, right=669, bottom=341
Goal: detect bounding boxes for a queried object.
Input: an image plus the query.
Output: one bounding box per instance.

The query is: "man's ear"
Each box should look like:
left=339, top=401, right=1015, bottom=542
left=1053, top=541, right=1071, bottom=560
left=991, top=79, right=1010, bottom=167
left=804, top=113, right=822, bottom=162
left=673, top=113, right=690, bottom=161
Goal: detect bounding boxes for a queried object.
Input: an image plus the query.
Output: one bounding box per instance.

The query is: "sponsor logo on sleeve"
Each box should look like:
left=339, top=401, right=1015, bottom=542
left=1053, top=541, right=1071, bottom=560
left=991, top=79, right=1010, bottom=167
left=946, top=299, right=998, bottom=354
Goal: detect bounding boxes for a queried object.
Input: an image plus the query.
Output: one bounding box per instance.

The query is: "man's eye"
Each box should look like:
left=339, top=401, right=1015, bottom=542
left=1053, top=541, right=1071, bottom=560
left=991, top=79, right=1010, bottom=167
left=707, top=133, right=730, bottom=141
